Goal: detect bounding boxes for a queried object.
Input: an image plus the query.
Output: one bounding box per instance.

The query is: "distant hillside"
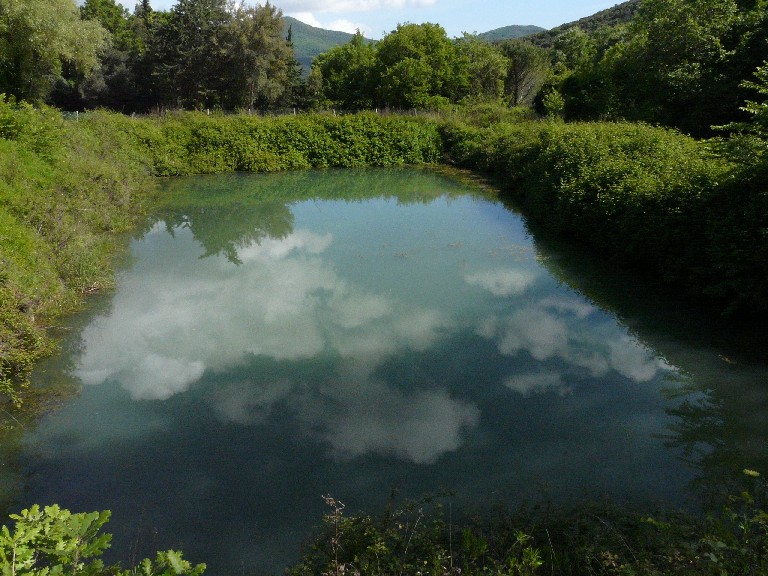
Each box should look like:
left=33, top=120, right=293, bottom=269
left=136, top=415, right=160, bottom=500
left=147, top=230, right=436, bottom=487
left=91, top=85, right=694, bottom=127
left=283, top=16, right=371, bottom=72
left=527, top=0, right=641, bottom=47
left=283, top=2, right=640, bottom=72
left=478, top=25, right=545, bottom=42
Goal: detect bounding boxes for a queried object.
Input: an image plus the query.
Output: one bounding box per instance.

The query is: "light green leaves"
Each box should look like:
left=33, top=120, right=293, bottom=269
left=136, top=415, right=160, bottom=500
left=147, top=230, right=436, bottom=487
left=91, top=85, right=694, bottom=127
left=0, top=0, right=108, bottom=102
left=0, top=505, right=205, bottom=576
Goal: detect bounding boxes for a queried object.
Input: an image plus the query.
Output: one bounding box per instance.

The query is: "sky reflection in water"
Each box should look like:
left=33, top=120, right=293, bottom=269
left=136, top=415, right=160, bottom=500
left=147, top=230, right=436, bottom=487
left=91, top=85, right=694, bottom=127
left=23, top=170, right=692, bottom=575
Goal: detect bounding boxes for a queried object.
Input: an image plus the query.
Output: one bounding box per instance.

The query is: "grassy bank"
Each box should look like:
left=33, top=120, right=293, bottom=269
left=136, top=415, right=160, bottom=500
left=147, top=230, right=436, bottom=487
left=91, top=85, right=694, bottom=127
left=291, top=472, right=768, bottom=576
left=0, top=98, right=156, bottom=407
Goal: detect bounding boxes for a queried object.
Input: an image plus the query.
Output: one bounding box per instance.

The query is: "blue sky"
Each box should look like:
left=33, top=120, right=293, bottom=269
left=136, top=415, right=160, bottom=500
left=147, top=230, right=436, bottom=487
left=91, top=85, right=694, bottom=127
left=142, top=0, right=626, bottom=39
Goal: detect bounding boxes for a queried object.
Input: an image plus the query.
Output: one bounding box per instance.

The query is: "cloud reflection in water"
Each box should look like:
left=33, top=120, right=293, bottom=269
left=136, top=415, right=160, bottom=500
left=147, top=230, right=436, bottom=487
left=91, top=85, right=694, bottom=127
left=74, top=204, right=673, bottom=466
left=76, top=224, right=476, bottom=464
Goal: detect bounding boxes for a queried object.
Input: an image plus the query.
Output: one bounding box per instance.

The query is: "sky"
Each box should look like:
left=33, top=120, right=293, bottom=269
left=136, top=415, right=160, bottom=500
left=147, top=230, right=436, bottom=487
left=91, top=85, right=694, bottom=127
left=142, top=0, right=626, bottom=39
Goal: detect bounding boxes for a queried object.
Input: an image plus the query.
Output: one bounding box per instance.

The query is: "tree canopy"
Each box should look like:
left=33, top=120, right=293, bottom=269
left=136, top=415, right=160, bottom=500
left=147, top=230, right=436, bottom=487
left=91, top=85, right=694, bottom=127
left=0, top=0, right=108, bottom=102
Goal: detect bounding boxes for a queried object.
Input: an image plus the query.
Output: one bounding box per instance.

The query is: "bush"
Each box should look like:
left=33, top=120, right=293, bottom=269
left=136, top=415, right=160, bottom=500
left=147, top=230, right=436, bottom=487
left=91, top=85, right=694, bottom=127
left=0, top=504, right=205, bottom=576
left=291, top=472, right=768, bottom=576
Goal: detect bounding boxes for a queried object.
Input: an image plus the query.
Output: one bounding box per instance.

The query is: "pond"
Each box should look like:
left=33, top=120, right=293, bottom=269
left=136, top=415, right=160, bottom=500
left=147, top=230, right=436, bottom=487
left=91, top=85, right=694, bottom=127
left=7, top=167, right=768, bottom=575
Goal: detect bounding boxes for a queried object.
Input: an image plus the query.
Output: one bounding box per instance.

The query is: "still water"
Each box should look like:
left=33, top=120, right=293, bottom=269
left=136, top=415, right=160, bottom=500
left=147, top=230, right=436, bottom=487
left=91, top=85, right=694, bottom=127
left=10, top=168, right=768, bottom=574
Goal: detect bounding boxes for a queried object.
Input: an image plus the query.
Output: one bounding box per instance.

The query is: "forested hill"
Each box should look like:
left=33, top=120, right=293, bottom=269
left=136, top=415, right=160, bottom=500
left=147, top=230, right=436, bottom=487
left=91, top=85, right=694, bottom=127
left=284, top=19, right=545, bottom=71
left=284, top=17, right=372, bottom=72
left=527, top=0, right=641, bottom=47
left=477, top=25, right=545, bottom=42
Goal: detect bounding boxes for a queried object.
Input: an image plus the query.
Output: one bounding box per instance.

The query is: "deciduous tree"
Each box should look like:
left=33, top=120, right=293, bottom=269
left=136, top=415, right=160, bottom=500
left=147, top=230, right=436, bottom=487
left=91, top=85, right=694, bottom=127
left=375, top=23, right=461, bottom=109
left=313, top=31, right=376, bottom=109
left=0, top=0, right=108, bottom=102
left=499, top=39, right=550, bottom=107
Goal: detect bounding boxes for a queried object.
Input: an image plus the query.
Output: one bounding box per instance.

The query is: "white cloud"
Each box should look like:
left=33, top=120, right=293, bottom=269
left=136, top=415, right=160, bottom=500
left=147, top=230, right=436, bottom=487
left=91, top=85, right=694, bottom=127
left=608, top=336, right=668, bottom=383
left=280, top=0, right=437, bottom=14
left=76, top=224, right=464, bottom=465
left=496, top=308, right=570, bottom=361
left=538, top=295, right=596, bottom=319
left=327, top=18, right=368, bottom=34
left=464, top=268, right=538, bottom=296
left=287, top=11, right=323, bottom=27
left=477, top=302, right=670, bottom=386
left=504, top=371, right=571, bottom=397
left=75, top=219, right=480, bottom=463
left=124, top=355, right=206, bottom=401
left=287, top=11, right=371, bottom=35
left=328, top=289, right=393, bottom=329
left=238, top=229, right=332, bottom=261
left=313, top=381, right=480, bottom=464
left=76, top=229, right=338, bottom=400
left=73, top=212, right=670, bottom=464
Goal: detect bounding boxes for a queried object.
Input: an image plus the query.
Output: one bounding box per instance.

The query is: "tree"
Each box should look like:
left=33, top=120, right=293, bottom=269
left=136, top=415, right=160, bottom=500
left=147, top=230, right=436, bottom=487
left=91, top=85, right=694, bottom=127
left=220, top=3, right=301, bottom=110
left=80, top=0, right=136, bottom=51
left=454, top=35, right=508, bottom=103
left=153, top=0, right=230, bottom=109
left=374, top=23, right=461, bottom=109
left=313, top=31, right=376, bottom=109
left=552, top=27, right=597, bottom=70
left=737, top=61, right=768, bottom=138
left=0, top=0, right=108, bottom=103
left=498, top=39, right=550, bottom=107
left=54, top=0, right=144, bottom=111
left=622, top=0, right=741, bottom=132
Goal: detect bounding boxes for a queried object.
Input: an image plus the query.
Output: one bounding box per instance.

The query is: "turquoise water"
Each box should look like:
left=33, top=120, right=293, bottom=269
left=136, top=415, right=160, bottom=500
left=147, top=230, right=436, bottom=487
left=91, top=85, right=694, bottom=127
left=14, top=168, right=768, bottom=575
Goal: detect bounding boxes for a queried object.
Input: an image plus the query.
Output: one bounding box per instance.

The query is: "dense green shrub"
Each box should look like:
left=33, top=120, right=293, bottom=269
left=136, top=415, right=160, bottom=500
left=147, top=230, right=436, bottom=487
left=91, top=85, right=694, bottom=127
left=101, top=112, right=443, bottom=176
left=0, top=504, right=205, bottom=575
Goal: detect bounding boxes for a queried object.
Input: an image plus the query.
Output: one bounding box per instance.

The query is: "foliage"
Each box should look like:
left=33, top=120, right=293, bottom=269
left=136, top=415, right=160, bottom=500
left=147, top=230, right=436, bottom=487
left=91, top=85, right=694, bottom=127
left=526, top=0, right=641, bottom=49
left=0, top=0, right=108, bottom=103
left=289, top=495, right=543, bottom=576
left=546, top=0, right=768, bottom=135
left=51, top=0, right=303, bottom=112
left=312, top=32, right=377, bottom=110
left=312, top=24, right=517, bottom=111
left=112, top=112, right=443, bottom=175
left=455, top=35, right=509, bottom=103
left=291, top=472, right=768, bottom=576
left=219, top=3, right=300, bottom=110
left=375, top=23, right=464, bottom=109
left=0, top=96, right=154, bottom=407
left=737, top=60, right=768, bottom=139
left=80, top=0, right=137, bottom=52
left=0, top=504, right=205, bottom=576
left=498, top=40, right=550, bottom=107
left=439, top=118, right=768, bottom=315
